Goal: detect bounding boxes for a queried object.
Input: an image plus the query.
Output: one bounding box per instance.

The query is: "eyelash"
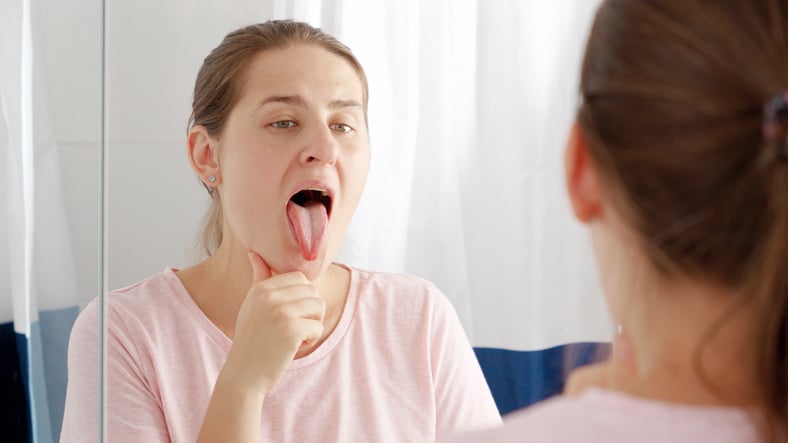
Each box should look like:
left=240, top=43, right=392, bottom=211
left=268, top=120, right=354, bottom=133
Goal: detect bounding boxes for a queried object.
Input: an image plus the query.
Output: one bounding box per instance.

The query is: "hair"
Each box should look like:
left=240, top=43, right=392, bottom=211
left=578, top=0, right=787, bottom=439
left=187, top=20, right=369, bottom=256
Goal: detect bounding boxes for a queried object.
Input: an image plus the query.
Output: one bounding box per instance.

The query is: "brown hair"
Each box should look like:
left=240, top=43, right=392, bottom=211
left=579, top=0, right=787, bottom=439
left=187, top=20, right=369, bottom=256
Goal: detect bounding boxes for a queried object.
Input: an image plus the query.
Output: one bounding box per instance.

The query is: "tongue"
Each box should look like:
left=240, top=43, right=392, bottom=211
left=286, top=200, right=328, bottom=261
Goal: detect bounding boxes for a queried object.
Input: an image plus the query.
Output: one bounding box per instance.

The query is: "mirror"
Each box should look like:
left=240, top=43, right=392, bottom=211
left=101, top=0, right=610, bottom=433
left=4, top=1, right=611, bottom=440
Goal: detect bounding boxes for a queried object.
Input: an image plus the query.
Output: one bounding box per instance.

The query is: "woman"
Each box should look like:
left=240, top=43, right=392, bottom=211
left=447, top=0, right=787, bottom=441
left=61, top=20, right=500, bottom=442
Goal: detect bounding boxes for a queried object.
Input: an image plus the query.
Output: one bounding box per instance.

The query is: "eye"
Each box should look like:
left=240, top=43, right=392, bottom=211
left=330, top=123, right=353, bottom=133
left=270, top=120, right=297, bottom=129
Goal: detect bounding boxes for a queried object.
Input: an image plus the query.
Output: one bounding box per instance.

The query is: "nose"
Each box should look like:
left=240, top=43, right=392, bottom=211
left=300, top=124, right=339, bottom=166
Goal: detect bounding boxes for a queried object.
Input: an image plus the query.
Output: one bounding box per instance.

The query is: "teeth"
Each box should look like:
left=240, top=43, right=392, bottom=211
left=291, top=188, right=332, bottom=215
left=303, top=188, right=329, bottom=197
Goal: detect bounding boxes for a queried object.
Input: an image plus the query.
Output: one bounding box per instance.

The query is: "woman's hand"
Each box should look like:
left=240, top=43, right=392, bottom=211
left=198, top=251, right=324, bottom=442
left=221, top=250, right=326, bottom=396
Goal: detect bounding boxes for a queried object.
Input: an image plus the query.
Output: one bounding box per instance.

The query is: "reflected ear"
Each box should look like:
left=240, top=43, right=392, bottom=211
left=187, top=125, right=221, bottom=187
left=564, top=121, right=602, bottom=223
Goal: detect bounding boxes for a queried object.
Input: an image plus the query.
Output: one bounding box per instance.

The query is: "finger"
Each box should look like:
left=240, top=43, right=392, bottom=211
left=295, top=318, right=325, bottom=348
left=278, top=296, right=326, bottom=322
left=259, top=271, right=314, bottom=291
left=248, top=250, right=272, bottom=283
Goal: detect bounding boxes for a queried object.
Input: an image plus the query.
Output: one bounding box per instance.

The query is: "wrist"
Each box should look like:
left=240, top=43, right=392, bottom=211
left=215, top=362, right=268, bottom=404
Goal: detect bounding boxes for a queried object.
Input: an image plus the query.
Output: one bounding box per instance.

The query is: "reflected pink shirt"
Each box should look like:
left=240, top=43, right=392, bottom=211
left=443, top=387, right=759, bottom=443
left=61, top=267, right=501, bottom=442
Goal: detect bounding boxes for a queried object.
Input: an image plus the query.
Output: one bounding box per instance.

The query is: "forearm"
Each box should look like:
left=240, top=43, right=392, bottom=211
left=197, top=370, right=265, bottom=443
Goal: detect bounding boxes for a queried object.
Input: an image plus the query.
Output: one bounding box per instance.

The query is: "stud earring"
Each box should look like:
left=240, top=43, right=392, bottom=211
left=208, top=175, right=216, bottom=183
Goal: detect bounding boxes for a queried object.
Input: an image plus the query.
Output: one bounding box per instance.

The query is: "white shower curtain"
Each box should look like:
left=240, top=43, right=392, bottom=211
left=327, top=0, right=612, bottom=412
left=1, top=1, right=99, bottom=441
left=332, top=0, right=611, bottom=350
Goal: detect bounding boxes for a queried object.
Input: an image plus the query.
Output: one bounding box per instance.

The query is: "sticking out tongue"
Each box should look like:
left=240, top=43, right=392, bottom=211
left=286, top=200, right=328, bottom=261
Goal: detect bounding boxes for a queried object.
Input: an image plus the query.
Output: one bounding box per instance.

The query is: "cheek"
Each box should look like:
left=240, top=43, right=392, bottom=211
left=344, top=152, right=370, bottom=204
left=219, top=151, right=283, bottom=232
left=331, top=150, right=369, bottom=227
left=222, top=143, right=283, bottom=191
left=351, top=145, right=371, bottom=183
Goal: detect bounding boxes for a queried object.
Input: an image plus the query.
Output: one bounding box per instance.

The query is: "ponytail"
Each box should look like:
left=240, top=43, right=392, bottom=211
left=751, top=161, right=788, bottom=440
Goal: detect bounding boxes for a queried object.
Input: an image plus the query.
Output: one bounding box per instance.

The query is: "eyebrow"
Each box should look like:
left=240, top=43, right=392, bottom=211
left=250, top=95, right=362, bottom=116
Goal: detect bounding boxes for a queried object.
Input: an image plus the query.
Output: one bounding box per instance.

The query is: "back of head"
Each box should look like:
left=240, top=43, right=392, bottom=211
left=578, top=0, right=787, bottom=437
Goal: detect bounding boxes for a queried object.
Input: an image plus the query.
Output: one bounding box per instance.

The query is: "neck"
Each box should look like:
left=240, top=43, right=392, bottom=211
left=619, top=273, right=757, bottom=407
left=180, top=234, right=345, bottom=341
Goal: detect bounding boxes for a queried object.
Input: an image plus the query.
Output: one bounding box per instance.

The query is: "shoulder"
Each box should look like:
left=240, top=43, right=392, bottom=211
left=104, top=268, right=187, bottom=324
left=442, top=394, right=601, bottom=443
left=351, top=267, right=440, bottom=293
left=68, top=297, right=100, bottom=357
left=67, top=270, right=175, bottom=377
left=109, top=268, right=181, bottom=307
left=444, top=389, right=759, bottom=443
left=349, top=267, right=448, bottom=305
left=72, top=269, right=184, bottom=343
left=347, top=266, right=457, bottom=319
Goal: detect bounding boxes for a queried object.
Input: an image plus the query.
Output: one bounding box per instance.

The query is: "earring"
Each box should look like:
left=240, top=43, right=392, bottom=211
left=208, top=175, right=216, bottom=183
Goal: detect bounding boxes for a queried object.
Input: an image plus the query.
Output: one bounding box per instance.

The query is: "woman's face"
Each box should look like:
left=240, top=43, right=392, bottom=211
left=214, top=44, right=369, bottom=279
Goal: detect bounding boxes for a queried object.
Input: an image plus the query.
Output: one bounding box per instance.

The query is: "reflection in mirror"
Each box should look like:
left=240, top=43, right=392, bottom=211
left=0, top=0, right=102, bottom=441
left=62, top=1, right=609, bottom=442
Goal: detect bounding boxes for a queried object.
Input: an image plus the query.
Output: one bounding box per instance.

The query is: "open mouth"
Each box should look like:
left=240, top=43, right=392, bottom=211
left=289, top=188, right=333, bottom=217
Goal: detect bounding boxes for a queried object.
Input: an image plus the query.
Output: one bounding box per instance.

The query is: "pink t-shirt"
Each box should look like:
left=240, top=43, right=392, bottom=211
left=443, top=387, right=759, bottom=443
left=61, top=266, right=501, bottom=442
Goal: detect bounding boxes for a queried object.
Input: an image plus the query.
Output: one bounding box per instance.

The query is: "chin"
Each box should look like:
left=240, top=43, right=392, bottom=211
left=299, top=260, right=327, bottom=281
left=280, top=251, right=331, bottom=281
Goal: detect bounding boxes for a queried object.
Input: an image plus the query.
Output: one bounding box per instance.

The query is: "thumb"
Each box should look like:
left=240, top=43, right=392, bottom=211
left=247, top=250, right=273, bottom=284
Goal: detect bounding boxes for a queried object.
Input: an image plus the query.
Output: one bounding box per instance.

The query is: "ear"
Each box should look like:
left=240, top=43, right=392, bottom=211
left=564, top=121, right=603, bottom=223
left=187, top=125, right=221, bottom=188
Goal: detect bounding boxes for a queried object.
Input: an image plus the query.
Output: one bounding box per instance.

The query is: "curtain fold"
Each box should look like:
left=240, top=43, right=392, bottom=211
left=334, top=0, right=611, bottom=351
left=330, top=0, right=612, bottom=412
left=2, top=0, right=88, bottom=441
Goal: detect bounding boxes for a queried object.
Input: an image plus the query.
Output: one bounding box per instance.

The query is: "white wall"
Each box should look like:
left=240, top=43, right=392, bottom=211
left=103, top=2, right=271, bottom=289
left=34, top=0, right=102, bottom=310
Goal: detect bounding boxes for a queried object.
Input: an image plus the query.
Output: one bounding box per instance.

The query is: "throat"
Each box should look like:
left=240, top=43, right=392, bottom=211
left=176, top=255, right=253, bottom=340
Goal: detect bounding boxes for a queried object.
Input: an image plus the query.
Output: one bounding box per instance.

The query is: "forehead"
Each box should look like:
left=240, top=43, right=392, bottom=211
left=237, top=44, right=365, bottom=108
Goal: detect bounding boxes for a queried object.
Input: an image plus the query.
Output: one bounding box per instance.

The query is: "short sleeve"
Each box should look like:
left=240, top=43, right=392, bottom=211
left=60, top=299, right=171, bottom=443
left=61, top=299, right=100, bottom=442
left=428, top=285, right=502, bottom=438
